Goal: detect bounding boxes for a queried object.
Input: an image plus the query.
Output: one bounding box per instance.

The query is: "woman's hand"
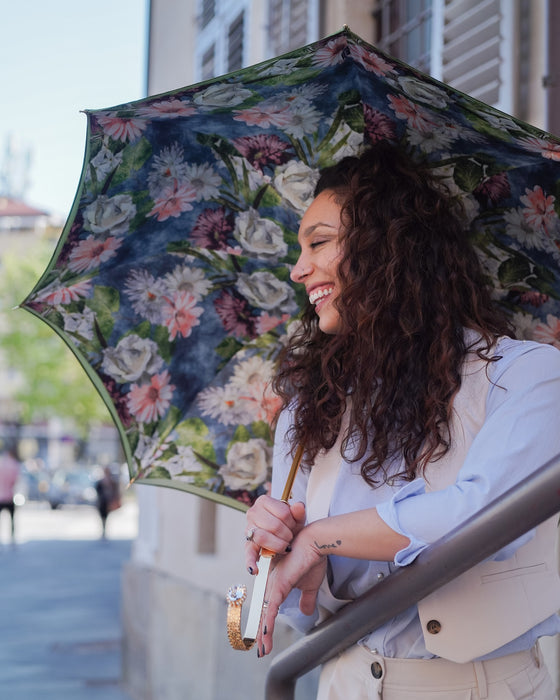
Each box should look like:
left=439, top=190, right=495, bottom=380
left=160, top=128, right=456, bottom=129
left=257, top=525, right=327, bottom=657
left=245, top=495, right=306, bottom=575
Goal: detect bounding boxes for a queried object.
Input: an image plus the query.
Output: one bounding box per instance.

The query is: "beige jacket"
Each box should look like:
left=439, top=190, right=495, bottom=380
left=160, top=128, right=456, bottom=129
left=418, top=349, right=560, bottom=662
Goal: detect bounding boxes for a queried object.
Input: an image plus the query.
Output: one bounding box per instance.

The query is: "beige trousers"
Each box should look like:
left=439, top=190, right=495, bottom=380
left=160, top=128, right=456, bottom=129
left=317, top=643, right=557, bottom=700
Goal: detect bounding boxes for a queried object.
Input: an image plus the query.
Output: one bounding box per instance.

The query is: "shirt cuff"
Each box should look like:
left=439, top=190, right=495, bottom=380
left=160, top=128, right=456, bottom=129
left=376, top=478, right=430, bottom=566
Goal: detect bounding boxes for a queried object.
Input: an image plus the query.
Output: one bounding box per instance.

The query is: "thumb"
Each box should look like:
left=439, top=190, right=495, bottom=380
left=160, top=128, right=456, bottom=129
left=290, top=501, right=306, bottom=533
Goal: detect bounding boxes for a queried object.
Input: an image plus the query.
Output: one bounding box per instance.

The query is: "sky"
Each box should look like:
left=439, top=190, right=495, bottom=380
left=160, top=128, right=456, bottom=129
left=1, top=0, right=148, bottom=218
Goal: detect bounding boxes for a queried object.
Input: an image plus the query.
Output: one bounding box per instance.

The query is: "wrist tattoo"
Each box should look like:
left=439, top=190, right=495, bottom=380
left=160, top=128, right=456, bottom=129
left=314, top=539, right=342, bottom=551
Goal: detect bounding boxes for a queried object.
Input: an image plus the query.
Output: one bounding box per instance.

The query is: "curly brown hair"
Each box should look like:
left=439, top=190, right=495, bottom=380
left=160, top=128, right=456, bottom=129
left=273, top=143, right=515, bottom=485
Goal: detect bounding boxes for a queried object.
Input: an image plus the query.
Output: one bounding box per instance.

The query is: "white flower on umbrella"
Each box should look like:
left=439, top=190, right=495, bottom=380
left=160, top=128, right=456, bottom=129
left=197, top=385, right=254, bottom=425
left=398, top=76, right=449, bottom=109
left=183, top=162, right=222, bottom=201
left=406, top=122, right=456, bottom=153
left=193, top=83, right=253, bottom=108
left=101, top=334, right=164, bottom=384
left=505, top=207, right=550, bottom=251
left=164, top=265, right=212, bottom=300
left=124, top=269, right=167, bottom=324
left=231, top=156, right=269, bottom=191
left=89, top=144, right=123, bottom=182
left=134, top=431, right=173, bottom=470
left=230, top=355, right=281, bottom=424
left=511, top=311, right=539, bottom=340
left=273, top=161, right=319, bottom=213
left=161, top=290, right=204, bottom=341
left=219, top=439, right=271, bottom=491
left=236, top=271, right=296, bottom=313
left=159, top=445, right=202, bottom=481
left=83, top=194, right=137, bottom=236
left=147, top=142, right=189, bottom=198
left=61, top=307, right=96, bottom=341
left=234, top=209, right=288, bottom=260
left=283, top=100, right=322, bottom=139
left=252, top=57, right=300, bottom=77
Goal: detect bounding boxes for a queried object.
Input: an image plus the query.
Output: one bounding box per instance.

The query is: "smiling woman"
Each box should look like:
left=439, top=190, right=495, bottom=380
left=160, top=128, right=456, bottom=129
left=244, top=143, right=560, bottom=699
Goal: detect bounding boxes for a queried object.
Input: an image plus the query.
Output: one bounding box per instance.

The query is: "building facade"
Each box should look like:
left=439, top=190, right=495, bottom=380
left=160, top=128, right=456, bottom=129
left=122, top=2, right=559, bottom=698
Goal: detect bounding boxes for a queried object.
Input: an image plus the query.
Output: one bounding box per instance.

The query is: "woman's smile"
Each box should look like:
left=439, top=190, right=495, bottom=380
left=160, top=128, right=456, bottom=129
left=291, top=191, right=344, bottom=334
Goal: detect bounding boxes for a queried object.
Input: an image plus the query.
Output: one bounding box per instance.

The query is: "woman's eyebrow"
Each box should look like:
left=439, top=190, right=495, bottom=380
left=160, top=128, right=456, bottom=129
left=300, top=222, right=339, bottom=238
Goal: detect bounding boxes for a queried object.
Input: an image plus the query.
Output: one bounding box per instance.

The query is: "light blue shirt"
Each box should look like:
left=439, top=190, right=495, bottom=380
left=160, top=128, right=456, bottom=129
left=272, top=337, right=560, bottom=659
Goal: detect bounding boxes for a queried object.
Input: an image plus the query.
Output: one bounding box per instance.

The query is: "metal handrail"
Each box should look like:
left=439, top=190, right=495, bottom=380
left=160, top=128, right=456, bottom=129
left=265, top=456, right=560, bottom=700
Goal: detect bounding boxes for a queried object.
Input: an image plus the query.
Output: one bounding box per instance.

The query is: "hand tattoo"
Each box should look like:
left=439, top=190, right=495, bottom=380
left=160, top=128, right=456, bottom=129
left=314, top=539, right=342, bottom=550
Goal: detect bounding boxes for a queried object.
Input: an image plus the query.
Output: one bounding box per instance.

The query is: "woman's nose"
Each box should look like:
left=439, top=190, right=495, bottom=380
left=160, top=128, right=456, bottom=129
left=290, top=256, right=312, bottom=283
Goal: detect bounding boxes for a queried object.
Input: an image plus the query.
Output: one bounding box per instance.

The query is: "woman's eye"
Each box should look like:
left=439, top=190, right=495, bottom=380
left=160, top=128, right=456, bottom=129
left=310, top=240, right=326, bottom=249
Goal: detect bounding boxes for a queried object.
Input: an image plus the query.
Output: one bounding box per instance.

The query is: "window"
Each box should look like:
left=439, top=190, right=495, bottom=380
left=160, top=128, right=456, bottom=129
left=227, top=11, right=245, bottom=72
left=268, top=0, right=309, bottom=56
left=373, top=0, right=432, bottom=72
left=201, top=44, right=216, bottom=81
left=200, top=0, right=215, bottom=29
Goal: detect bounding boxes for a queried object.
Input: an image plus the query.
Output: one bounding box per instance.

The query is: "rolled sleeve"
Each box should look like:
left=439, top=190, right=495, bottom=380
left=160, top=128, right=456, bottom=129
left=376, top=478, right=431, bottom=565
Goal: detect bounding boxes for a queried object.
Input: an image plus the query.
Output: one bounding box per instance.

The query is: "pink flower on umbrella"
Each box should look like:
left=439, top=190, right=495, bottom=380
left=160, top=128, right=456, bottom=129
left=233, top=102, right=293, bottom=128
left=68, top=236, right=123, bottom=273
left=233, top=134, right=292, bottom=171
left=96, top=116, right=147, bottom=143
left=136, top=99, right=196, bottom=119
left=363, top=104, right=397, bottom=143
left=474, top=172, right=511, bottom=205
left=255, top=312, right=290, bottom=334
left=519, top=291, right=549, bottom=307
left=149, top=182, right=197, bottom=221
left=533, top=314, right=560, bottom=348
left=388, top=94, right=434, bottom=132
left=35, top=279, right=93, bottom=305
left=349, top=43, right=396, bottom=76
left=312, top=36, right=348, bottom=66
left=127, top=371, right=175, bottom=424
left=517, top=136, right=560, bottom=161
left=162, top=290, right=204, bottom=340
left=520, top=186, right=558, bottom=231
left=191, top=207, right=234, bottom=249
left=214, top=290, right=256, bottom=337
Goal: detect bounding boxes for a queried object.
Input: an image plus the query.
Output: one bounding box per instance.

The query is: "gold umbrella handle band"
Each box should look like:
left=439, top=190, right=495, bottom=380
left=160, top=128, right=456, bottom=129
left=226, top=585, right=255, bottom=651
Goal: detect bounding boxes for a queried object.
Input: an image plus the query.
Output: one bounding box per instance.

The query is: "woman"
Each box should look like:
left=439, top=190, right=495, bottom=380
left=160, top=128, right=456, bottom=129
left=244, top=144, right=560, bottom=698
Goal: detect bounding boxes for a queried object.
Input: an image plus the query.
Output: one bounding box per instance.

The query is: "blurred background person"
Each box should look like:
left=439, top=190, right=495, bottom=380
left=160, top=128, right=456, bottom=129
left=0, top=446, right=20, bottom=544
left=95, top=466, right=121, bottom=539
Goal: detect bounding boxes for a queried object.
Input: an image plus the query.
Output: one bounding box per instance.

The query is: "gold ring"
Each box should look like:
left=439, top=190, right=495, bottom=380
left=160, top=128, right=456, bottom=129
left=225, top=584, right=255, bottom=651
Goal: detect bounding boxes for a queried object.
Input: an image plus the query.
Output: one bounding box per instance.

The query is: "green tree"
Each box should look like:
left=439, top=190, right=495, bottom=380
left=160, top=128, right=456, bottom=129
left=0, top=237, right=112, bottom=435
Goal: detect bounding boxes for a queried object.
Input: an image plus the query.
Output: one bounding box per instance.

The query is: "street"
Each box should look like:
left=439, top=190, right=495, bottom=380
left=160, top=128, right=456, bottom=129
left=0, top=498, right=138, bottom=700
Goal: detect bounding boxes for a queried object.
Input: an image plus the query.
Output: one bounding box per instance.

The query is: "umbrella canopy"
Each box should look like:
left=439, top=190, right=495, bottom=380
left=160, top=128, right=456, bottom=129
left=21, top=28, right=560, bottom=510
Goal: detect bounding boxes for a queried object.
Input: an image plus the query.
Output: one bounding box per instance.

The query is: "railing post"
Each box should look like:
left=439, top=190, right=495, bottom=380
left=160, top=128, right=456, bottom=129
left=265, top=456, right=560, bottom=700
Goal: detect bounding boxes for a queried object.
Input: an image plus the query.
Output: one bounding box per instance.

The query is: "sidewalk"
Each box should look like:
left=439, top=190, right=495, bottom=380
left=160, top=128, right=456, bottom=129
left=0, top=500, right=137, bottom=700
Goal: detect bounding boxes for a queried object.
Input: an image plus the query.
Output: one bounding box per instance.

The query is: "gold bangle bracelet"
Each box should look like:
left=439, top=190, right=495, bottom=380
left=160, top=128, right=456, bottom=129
left=226, top=584, right=255, bottom=651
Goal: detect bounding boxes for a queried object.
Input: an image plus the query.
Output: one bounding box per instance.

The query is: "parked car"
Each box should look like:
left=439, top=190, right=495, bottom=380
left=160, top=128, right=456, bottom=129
left=47, top=469, right=98, bottom=509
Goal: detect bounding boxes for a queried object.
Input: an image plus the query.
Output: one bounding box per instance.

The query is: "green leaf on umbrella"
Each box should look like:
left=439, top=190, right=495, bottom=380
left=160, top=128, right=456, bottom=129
left=86, top=286, right=119, bottom=340
left=498, top=254, right=533, bottom=286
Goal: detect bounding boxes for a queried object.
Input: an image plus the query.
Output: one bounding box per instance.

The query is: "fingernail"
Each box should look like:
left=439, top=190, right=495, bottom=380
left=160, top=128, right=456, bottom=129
left=248, top=566, right=254, bottom=575
left=257, top=647, right=261, bottom=658
left=261, top=644, right=266, bottom=657
left=285, top=545, right=292, bottom=553
left=263, top=625, right=268, bottom=635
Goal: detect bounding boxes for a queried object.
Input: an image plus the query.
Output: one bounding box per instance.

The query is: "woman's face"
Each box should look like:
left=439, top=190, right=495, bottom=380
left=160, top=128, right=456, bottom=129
left=291, top=190, right=344, bottom=335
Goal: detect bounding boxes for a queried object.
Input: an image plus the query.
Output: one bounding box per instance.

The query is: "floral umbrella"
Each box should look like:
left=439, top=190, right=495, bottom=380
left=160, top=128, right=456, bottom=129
left=21, top=28, right=560, bottom=511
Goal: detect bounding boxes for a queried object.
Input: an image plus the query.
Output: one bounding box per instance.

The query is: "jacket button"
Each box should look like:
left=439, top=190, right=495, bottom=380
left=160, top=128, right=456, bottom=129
left=426, top=619, right=442, bottom=634
left=370, top=661, right=383, bottom=679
